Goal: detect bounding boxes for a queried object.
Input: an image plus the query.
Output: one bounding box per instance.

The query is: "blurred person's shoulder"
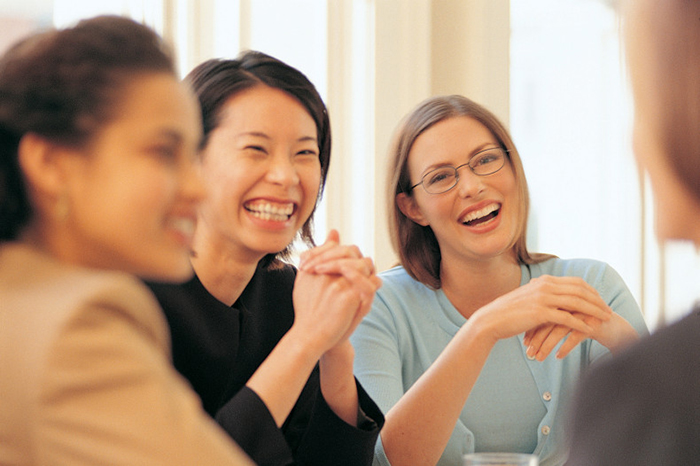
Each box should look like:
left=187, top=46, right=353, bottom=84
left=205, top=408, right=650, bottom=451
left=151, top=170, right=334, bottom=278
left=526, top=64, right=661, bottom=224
left=567, top=308, right=700, bottom=465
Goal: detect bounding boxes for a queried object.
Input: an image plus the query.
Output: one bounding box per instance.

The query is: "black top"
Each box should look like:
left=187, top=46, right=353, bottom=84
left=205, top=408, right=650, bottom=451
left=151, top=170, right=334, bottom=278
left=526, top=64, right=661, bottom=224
left=147, top=263, right=383, bottom=466
left=566, top=308, right=700, bottom=465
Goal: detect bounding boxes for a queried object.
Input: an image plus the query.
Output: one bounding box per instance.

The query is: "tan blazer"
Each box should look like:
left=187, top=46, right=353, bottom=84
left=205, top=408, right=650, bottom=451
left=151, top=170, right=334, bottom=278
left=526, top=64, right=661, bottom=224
left=0, top=243, right=254, bottom=465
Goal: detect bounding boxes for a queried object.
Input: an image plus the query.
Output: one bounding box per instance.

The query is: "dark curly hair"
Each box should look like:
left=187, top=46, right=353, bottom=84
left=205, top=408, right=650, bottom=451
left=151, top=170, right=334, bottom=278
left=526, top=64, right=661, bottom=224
left=0, top=15, right=176, bottom=240
left=186, top=51, right=331, bottom=267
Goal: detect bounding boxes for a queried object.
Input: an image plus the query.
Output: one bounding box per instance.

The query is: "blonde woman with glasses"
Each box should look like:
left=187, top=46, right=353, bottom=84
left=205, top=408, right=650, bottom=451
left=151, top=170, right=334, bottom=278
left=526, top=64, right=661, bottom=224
left=348, top=95, right=648, bottom=466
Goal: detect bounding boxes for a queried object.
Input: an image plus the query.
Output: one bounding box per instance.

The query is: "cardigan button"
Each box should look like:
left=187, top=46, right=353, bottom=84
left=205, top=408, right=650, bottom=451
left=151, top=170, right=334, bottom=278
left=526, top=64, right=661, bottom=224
left=542, top=391, right=552, bottom=401
left=541, top=425, right=551, bottom=436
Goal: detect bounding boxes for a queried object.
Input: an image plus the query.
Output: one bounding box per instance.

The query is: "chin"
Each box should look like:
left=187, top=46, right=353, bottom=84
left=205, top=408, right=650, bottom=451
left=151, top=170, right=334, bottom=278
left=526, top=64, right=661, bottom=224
left=136, top=259, right=194, bottom=283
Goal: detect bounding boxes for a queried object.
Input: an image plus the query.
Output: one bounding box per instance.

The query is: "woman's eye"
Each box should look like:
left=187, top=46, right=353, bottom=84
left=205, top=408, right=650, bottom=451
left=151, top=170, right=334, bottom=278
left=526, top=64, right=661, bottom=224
left=427, top=171, right=452, bottom=186
left=150, top=146, right=177, bottom=160
left=474, top=154, right=499, bottom=166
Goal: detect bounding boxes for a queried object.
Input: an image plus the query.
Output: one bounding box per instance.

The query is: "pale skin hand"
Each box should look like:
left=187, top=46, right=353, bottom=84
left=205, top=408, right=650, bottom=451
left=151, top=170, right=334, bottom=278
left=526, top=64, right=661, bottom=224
left=247, top=230, right=381, bottom=428
left=523, top=299, right=640, bottom=361
left=380, top=275, right=613, bottom=466
left=298, top=230, right=382, bottom=425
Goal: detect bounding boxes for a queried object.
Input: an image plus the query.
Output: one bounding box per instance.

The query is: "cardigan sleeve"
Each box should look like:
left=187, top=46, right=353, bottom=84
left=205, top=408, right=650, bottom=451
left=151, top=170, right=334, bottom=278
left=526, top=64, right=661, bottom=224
left=581, top=261, right=649, bottom=364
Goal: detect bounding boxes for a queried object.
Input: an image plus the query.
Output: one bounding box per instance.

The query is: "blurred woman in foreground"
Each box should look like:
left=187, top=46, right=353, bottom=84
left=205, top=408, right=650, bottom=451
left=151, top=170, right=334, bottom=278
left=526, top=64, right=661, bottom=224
left=0, top=16, right=251, bottom=465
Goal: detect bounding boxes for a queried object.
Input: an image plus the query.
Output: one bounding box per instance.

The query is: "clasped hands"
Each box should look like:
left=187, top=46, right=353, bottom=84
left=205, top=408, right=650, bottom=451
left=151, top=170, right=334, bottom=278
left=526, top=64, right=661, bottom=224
left=517, top=275, right=633, bottom=361
left=472, top=275, right=634, bottom=362
left=293, top=229, right=382, bottom=354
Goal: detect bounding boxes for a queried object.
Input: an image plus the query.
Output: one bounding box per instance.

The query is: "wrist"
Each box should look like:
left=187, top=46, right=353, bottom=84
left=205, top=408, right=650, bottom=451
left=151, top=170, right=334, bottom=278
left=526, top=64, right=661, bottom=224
left=603, top=315, right=639, bottom=353
left=319, top=343, right=359, bottom=426
left=278, top=326, right=326, bottom=366
left=321, top=340, right=355, bottom=365
left=462, top=311, right=500, bottom=350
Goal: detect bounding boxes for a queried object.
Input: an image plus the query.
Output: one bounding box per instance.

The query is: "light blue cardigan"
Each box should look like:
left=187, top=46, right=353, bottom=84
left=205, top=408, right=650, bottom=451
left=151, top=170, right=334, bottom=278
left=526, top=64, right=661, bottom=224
left=351, top=258, right=648, bottom=466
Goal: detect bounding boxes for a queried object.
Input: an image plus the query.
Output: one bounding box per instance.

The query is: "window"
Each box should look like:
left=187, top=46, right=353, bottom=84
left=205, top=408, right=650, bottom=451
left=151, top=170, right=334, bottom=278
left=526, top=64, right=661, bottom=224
left=4, top=0, right=698, bottom=328
left=0, top=1, right=53, bottom=55
left=511, top=0, right=700, bottom=328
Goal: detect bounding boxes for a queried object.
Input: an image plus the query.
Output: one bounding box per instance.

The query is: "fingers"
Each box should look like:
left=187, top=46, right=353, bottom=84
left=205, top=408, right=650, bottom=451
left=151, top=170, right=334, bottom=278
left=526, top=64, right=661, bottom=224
left=523, top=310, right=603, bottom=361
left=293, top=268, right=379, bottom=352
left=326, top=228, right=340, bottom=244
left=528, top=324, right=572, bottom=361
left=555, top=330, right=587, bottom=359
left=298, top=233, right=365, bottom=273
left=298, top=230, right=377, bottom=283
left=531, top=275, right=613, bottom=322
left=311, top=256, right=375, bottom=278
left=310, top=244, right=364, bottom=267
left=540, top=308, right=594, bottom=335
left=523, top=324, right=555, bottom=355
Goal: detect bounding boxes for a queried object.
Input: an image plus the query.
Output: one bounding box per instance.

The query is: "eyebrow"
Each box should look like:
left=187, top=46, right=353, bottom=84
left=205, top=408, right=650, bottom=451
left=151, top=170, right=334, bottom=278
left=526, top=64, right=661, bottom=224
left=419, top=142, right=499, bottom=175
left=153, top=128, right=204, bottom=153
left=154, top=129, right=184, bottom=144
left=236, top=131, right=317, bottom=143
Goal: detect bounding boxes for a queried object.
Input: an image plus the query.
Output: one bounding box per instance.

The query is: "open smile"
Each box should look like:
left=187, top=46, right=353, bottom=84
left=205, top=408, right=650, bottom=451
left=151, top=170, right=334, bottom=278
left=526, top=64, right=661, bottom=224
left=165, top=214, right=197, bottom=247
left=244, top=200, right=296, bottom=222
left=459, top=202, right=501, bottom=227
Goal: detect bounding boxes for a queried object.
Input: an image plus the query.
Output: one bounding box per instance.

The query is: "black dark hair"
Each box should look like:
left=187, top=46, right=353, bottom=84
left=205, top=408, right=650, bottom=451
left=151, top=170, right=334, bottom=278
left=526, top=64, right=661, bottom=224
left=186, top=51, right=331, bottom=266
left=0, top=15, right=176, bottom=240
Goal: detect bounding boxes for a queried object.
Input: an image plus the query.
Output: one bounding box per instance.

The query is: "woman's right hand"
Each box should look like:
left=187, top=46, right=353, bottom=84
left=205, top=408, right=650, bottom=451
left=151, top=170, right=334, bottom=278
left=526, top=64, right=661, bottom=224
left=467, top=275, right=612, bottom=349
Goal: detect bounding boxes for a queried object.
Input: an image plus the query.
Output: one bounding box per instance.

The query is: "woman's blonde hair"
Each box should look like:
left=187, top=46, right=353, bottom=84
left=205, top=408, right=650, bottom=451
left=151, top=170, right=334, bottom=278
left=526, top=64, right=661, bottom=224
left=387, top=95, right=552, bottom=289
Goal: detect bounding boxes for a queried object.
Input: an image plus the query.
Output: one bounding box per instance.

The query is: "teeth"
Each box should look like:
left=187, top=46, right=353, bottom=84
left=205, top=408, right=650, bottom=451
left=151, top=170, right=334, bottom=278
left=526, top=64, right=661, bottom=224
left=169, top=217, right=195, bottom=237
left=462, top=203, right=500, bottom=223
left=245, top=201, right=294, bottom=222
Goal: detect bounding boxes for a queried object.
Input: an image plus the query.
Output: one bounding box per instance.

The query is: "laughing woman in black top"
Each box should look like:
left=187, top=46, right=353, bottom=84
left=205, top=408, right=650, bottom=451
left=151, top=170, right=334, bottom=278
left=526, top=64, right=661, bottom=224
left=147, top=51, right=384, bottom=466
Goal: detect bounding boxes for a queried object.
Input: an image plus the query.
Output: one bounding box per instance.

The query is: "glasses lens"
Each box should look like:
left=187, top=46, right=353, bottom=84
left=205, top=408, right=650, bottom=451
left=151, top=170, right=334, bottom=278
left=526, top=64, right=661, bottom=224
left=422, top=167, right=457, bottom=194
left=470, top=149, right=505, bottom=175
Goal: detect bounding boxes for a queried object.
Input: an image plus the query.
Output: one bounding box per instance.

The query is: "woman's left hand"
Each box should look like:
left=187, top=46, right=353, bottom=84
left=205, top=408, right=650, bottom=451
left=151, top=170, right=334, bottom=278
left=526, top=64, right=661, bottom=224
left=523, top=304, right=639, bottom=361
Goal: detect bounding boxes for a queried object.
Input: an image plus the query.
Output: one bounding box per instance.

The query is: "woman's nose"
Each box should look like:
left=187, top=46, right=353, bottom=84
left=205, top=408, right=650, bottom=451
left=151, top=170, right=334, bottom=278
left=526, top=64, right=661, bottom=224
left=455, top=169, right=485, bottom=198
left=265, top=153, right=300, bottom=186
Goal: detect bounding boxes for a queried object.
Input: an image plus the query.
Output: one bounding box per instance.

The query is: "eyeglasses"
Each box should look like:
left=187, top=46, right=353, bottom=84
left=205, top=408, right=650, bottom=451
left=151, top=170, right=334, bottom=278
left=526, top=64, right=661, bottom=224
left=408, top=147, right=508, bottom=194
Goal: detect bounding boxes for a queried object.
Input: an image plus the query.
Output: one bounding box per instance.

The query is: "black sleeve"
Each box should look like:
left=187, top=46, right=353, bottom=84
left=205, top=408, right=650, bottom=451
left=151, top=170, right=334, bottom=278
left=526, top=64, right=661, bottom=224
left=215, top=386, right=295, bottom=466
left=215, top=376, right=384, bottom=466
left=293, top=377, right=384, bottom=466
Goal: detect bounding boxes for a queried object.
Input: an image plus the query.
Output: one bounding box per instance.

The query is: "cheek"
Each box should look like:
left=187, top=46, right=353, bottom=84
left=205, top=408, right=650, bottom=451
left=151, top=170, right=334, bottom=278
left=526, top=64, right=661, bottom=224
left=644, top=152, right=700, bottom=241
left=497, top=168, right=519, bottom=207
left=650, top=174, right=685, bottom=238
left=200, top=156, right=248, bottom=202
left=127, top=171, right=177, bottom=224
left=300, top=165, right=322, bottom=201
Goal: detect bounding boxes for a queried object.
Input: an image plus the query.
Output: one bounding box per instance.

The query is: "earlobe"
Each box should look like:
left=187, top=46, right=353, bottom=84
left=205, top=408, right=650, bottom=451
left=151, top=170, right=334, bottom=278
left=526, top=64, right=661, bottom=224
left=396, top=192, right=429, bottom=226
